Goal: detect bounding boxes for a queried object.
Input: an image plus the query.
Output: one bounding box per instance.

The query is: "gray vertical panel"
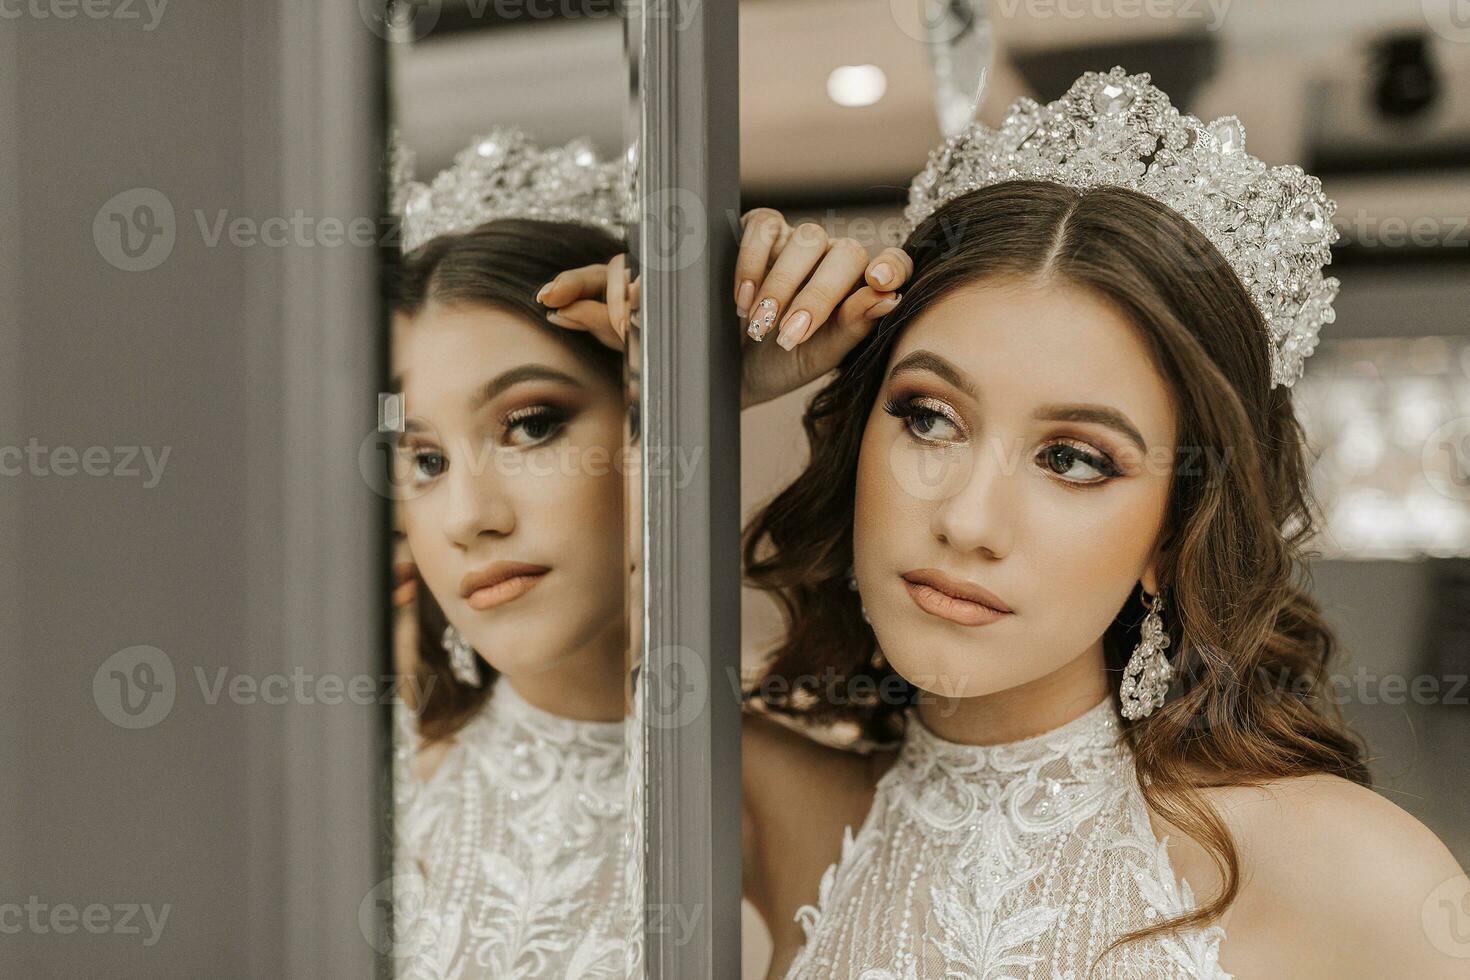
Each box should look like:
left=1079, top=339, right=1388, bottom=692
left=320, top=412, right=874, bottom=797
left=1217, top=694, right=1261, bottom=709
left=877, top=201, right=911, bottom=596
left=261, top=4, right=388, bottom=977
left=639, top=0, right=743, bottom=976
left=0, top=6, right=384, bottom=977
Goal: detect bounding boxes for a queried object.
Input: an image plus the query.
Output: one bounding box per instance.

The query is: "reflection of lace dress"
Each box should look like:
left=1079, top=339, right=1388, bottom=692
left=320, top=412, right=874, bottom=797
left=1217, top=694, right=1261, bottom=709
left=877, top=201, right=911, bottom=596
left=783, top=695, right=1233, bottom=979
left=393, top=679, right=627, bottom=979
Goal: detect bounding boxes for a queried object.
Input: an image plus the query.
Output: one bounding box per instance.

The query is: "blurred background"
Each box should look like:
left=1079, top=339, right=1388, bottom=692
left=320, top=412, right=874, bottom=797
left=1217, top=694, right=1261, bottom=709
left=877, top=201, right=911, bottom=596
left=731, top=0, right=1470, bottom=973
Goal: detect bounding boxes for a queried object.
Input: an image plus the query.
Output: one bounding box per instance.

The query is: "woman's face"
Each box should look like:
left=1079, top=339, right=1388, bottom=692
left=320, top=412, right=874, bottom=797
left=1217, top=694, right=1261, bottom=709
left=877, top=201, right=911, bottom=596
left=394, top=300, right=625, bottom=678
left=853, top=276, right=1178, bottom=700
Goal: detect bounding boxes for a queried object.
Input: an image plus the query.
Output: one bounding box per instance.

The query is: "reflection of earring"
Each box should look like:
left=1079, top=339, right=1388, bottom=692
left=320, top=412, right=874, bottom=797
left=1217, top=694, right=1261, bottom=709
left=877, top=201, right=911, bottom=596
left=442, top=624, right=482, bottom=687
left=1119, top=587, right=1172, bottom=720
left=847, top=562, right=871, bottom=625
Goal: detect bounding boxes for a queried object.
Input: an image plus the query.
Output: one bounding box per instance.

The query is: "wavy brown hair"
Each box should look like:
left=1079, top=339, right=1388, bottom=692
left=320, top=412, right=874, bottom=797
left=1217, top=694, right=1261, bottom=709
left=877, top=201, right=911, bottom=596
left=391, top=217, right=625, bottom=742
left=741, top=180, right=1370, bottom=969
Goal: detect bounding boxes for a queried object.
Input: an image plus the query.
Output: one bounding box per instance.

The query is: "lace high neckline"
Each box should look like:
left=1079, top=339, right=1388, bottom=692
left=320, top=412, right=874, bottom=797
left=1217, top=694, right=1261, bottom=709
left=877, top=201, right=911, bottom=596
left=457, top=677, right=626, bottom=762
left=883, top=693, right=1135, bottom=839
left=785, top=691, right=1233, bottom=979
left=903, top=693, right=1127, bottom=768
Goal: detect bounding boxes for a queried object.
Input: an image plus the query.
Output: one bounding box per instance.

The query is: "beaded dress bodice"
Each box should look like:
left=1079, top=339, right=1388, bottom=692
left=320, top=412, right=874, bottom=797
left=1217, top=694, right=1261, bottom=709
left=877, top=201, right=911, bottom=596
left=782, top=695, right=1233, bottom=979
left=393, top=679, right=627, bottom=980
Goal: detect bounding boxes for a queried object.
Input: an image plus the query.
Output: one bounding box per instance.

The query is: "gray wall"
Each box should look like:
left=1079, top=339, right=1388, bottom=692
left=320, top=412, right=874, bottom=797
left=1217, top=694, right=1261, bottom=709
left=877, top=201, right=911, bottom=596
left=1, top=6, right=386, bottom=977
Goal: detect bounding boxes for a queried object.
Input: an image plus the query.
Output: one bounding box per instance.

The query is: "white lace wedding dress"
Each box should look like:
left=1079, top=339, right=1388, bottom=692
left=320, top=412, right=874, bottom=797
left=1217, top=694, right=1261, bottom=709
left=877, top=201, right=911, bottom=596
left=392, top=678, right=627, bottom=979
left=782, top=694, right=1234, bottom=979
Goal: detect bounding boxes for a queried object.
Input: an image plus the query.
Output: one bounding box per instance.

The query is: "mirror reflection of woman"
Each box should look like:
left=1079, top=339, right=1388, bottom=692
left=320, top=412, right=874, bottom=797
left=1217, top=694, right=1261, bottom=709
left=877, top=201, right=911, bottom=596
left=720, top=70, right=1464, bottom=979
left=386, top=131, right=632, bottom=980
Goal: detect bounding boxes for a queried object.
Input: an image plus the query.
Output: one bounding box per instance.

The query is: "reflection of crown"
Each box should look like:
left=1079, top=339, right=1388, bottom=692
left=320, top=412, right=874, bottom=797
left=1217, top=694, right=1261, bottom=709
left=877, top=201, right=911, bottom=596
left=390, top=126, right=632, bottom=253
left=903, top=67, right=1339, bottom=389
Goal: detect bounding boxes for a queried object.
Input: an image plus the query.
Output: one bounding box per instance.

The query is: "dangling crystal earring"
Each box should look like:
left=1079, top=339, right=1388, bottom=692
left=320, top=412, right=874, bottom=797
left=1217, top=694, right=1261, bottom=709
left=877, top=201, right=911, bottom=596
left=1119, top=587, right=1173, bottom=720
left=441, top=624, right=482, bottom=687
left=847, top=562, right=870, bottom=625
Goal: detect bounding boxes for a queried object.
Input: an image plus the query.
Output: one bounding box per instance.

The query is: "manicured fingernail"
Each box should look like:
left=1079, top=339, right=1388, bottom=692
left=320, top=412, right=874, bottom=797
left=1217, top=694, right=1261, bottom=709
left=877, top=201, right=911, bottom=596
left=735, top=279, right=755, bottom=317
left=535, top=281, right=553, bottom=303
left=547, top=311, right=575, bottom=328
left=776, top=309, right=810, bottom=350
left=748, top=296, right=778, bottom=340
left=870, top=263, right=894, bottom=287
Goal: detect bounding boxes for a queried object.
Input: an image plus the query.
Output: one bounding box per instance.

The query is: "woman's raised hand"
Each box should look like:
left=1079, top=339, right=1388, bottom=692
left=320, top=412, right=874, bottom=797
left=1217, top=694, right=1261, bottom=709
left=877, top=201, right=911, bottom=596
left=533, top=211, right=913, bottom=408
left=535, top=252, right=638, bottom=352
left=736, top=208, right=911, bottom=408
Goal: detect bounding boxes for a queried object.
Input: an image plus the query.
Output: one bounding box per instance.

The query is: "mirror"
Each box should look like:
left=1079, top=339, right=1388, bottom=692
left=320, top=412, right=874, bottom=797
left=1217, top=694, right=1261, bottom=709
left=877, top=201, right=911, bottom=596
left=374, top=6, right=637, bottom=977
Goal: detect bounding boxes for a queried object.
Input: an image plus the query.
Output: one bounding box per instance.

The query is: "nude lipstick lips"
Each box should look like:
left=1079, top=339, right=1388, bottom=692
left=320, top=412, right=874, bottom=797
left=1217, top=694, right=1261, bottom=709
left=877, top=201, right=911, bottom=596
left=901, top=568, right=1013, bottom=627
left=459, top=561, right=550, bottom=611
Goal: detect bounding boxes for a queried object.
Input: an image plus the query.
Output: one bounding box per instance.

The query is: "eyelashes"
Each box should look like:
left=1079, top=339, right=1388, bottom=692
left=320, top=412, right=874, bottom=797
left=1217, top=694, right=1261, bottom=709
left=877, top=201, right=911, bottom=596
left=881, top=393, right=1122, bottom=486
left=883, top=394, right=965, bottom=444
left=501, top=404, right=571, bottom=447
left=399, top=403, right=573, bottom=484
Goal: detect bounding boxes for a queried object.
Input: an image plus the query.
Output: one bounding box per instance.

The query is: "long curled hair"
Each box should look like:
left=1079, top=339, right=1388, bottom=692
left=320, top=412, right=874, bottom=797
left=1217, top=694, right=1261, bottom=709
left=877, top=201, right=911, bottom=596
left=390, top=217, right=625, bottom=742
left=741, top=180, right=1370, bottom=966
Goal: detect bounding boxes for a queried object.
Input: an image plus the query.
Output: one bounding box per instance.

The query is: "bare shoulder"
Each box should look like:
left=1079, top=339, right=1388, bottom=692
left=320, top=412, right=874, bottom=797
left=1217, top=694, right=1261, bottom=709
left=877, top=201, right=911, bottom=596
left=742, top=710, right=877, bottom=848
left=743, top=712, right=886, bottom=968
left=1153, top=772, right=1469, bottom=979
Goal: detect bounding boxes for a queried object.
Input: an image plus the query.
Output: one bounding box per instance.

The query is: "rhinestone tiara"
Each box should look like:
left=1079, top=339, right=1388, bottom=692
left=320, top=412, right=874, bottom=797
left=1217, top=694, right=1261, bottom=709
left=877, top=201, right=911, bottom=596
left=902, top=67, right=1340, bottom=389
left=390, top=125, right=632, bottom=254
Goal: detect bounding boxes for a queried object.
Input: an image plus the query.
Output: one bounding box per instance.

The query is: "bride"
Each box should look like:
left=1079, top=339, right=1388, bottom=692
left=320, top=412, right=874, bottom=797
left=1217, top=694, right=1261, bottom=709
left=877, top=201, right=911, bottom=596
left=384, top=129, right=633, bottom=979
left=544, top=67, right=1468, bottom=977
left=725, top=69, right=1467, bottom=978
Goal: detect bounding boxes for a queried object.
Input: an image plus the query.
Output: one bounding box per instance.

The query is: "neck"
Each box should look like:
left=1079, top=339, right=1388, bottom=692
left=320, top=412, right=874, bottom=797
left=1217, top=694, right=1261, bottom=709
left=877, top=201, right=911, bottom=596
left=913, top=638, right=1111, bottom=746
left=501, top=616, right=627, bottom=723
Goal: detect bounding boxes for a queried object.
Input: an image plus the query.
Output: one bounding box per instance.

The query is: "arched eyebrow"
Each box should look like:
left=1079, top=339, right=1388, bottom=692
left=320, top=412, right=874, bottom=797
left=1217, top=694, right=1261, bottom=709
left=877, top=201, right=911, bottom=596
left=467, top=365, right=585, bottom=412
left=391, top=364, right=586, bottom=435
left=887, top=349, right=1149, bottom=453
